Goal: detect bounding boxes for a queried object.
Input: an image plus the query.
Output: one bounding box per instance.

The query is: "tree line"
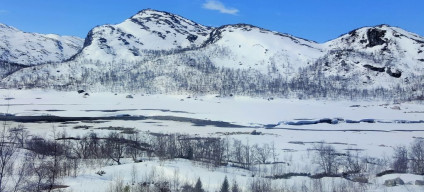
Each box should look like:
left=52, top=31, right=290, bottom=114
left=2, top=47, right=423, bottom=101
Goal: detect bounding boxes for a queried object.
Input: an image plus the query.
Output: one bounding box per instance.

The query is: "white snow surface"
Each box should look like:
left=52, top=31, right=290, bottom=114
left=0, top=23, right=83, bottom=65
left=2, top=89, right=424, bottom=125
left=202, top=25, right=324, bottom=76
left=320, top=24, right=424, bottom=89
left=2, top=89, right=424, bottom=192
left=78, top=9, right=212, bottom=61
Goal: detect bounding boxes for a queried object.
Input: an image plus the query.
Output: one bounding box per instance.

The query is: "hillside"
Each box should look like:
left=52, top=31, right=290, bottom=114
left=313, top=24, right=424, bottom=89
left=0, top=23, right=84, bottom=79
left=1, top=10, right=423, bottom=100
left=0, top=23, right=83, bottom=65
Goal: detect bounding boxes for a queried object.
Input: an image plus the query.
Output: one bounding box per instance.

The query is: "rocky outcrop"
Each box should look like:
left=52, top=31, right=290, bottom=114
left=367, top=28, right=387, bottom=47
left=384, top=177, right=404, bottom=187
left=415, top=180, right=424, bottom=186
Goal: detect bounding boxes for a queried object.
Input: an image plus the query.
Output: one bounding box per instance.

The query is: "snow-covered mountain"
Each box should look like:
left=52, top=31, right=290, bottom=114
left=195, top=24, right=324, bottom=76
left=0, top=23, right=83, bottom=65
left=1, top=10, right=423, bottom=100
left=72, top=9, right=325, bottom=77
left=313, top=24, right=424, bottom=89
left=74, top=9, right=212, bottom=61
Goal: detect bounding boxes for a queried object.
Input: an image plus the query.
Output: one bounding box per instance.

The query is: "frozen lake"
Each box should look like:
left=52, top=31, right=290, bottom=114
left=1, top=89, right=424, bottom=191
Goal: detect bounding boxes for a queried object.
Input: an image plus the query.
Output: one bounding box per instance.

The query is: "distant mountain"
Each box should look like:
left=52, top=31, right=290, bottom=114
left=1, top=10, right=423, bottom=100
left=311, top=24, right=424, bottom=89
left=0, top=23, right=83, bottom=65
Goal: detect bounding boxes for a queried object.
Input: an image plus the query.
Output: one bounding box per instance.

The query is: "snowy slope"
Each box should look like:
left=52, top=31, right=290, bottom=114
left=75, top=9, right=213, bottom=61
left=200, top=24, right=324, bottom=75
left=73, top=9, right=324, bottom=74
left=315, top=25, right=424, bottom=88
left=0, top=23, right=84, bottom=65
left=1, top=9, right=327, bottom=93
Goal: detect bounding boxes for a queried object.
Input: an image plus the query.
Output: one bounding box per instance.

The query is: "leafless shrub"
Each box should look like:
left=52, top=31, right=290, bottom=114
left=313, top=143, right=340, bottom=175
left=392, top=146, right=408, bottom=173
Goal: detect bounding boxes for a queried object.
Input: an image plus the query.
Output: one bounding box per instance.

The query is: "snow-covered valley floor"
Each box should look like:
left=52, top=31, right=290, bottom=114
left=1, top=89, right=424, bottom=192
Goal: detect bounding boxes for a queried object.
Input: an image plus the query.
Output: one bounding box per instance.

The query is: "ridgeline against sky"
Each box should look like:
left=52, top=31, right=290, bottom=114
left=0, top=0, right=423, bottom=43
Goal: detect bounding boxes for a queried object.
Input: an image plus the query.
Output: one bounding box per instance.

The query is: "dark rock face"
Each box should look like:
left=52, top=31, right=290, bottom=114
left=386, top=67, right=402, bottom=78
left=99, top=38, right=107, bottom=44
left=363, top=65, right=402, bottom=78
left=186, top=34, right=198, bottom=43
left=83, top=30, right=95, bottom=47
left=203, top=28, right=223, bottom=45
left=367, top=28, right=387, bottom=47
left=348, top=30, right=358, bottom=37
left=363, top=64, right=385, bottom=72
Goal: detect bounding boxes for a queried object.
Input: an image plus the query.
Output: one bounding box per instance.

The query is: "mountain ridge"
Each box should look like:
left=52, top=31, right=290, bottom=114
left=1, top=9, right=423, bottom=100
left=0, top=23, right=84, bottom=65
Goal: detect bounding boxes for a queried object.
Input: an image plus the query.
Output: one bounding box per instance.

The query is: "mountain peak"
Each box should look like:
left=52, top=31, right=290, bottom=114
left=128, top=9, right=212, bottom=32
left=0, top=23, right=9, bottom=28
left=327, top=24, right=424, bottom=49
left=76, top=9, right=213, bottom=61
left=374, top=24, right=391, bottom=28
left=0, top=23, right=18, bottom=31
left=131, top=9, right=172, bottom=19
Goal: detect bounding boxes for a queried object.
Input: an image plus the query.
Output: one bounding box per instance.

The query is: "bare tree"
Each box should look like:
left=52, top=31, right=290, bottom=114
left=8, top=124, right=28, bottom=148
left=104, top=132, right=127, bottom=165
left=410, top=139, right=424, bottom=174
left=313, top=143, right=339, bottom=174
left=126, top=132, right=143, bottom=161
left=344, top=150, right=363, bottom=174
left=177, top=135, right=194, bottom=160
left=27, top=152, right=50, bottom=192
left=10, top=152, right=31, bottom=192
left=252, top=143, right=271, bottom=164
left=393, top=146, right=408, bottom=173
left=45, top=128, right=64, bottom=192
left=0, top=125, right=18, bottom=192
left=152, top=133, right=168, bottom=159
left=232, top=139, right=244, bottom=166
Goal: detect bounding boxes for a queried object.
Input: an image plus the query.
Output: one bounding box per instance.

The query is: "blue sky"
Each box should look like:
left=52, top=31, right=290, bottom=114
left=1, top=0, right=423, bottom=43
